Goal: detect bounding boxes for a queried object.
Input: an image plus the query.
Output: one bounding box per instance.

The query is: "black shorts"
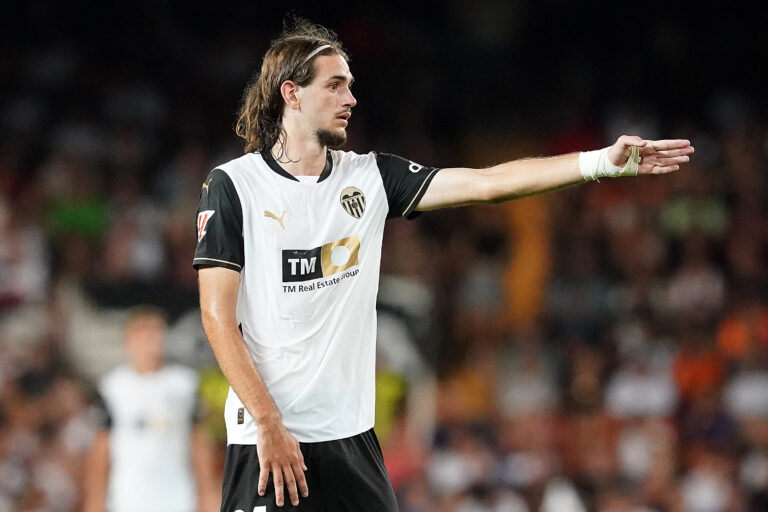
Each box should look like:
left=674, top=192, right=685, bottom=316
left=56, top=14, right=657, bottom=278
left=220, top=429, right=398, bottom=512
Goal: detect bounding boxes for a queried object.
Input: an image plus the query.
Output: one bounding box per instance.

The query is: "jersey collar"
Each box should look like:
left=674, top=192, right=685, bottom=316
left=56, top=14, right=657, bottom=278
left=260, top=150, right=333, bottom=183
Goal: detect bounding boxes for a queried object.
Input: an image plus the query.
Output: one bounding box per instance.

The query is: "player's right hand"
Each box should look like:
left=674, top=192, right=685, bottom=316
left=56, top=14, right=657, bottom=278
left=256, top=417, right=309, bottom=507
left=606, top=135, right=694, bottom=175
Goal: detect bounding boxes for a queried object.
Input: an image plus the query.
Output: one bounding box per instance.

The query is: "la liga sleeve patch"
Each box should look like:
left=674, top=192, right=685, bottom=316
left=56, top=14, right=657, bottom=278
left=197, top=210, right=215, bottom=242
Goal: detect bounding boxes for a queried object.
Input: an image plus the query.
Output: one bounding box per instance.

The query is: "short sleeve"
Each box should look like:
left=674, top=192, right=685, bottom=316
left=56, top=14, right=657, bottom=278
left=375, top=153, right=441, bottom=220
left=193, top=169, right=245, bottom=272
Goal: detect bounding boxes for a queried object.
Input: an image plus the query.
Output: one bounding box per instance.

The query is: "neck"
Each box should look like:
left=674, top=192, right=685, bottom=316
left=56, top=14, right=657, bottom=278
left=132, top=359, right=163, bottom=374
left=271, top=126, right=327, bottom=177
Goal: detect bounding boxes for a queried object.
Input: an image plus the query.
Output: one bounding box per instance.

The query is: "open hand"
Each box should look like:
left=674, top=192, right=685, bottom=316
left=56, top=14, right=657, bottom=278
left=607, top=135, right=694, bottom=175
left=256, top=419, right=308, bottom=507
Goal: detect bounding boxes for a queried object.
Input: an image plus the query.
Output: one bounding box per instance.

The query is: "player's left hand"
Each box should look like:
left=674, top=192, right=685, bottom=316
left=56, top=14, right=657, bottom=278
left=606, top=135, right=694, bottom=175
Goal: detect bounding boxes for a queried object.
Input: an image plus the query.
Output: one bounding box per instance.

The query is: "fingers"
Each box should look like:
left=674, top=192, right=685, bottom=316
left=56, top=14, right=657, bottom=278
left=275, top=463, right=307, bottom=507
left=640, top=164, right=680, bottom=175
left=617, top=136, right=693, bottom=152
left=261, top=463, right=307, bottom=507
left=654, top=155, right=690, bottom=166
left=281, top=464, right=300, bottom=507
left=299, top=448, right=307, bottom=472
left=256, top=428, right=308, bottom=507
left=258, top=466, right=269, bottom=497
left=294, top=461, right=309, bottom=499
left=618, top=135, right=647, bottom=148
left=271, top=464, right=285, bottom=507
left=644, top=139, right=692, bottom=151
left=654, top=147, right=696, bottom=157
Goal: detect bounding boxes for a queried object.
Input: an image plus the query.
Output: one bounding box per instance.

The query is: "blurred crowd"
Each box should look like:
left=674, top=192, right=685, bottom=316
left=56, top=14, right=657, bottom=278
left=2, top=3, right=767, bottom=512
left=375, top=98, right=768, bottom=512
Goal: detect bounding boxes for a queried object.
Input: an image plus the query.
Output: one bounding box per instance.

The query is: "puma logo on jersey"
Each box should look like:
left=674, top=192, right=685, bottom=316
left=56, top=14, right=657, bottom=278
left=201, top=181, right=210, bottom=192
left=197, top=210, right=215, bottom=242
left=264, top=209, right=286, bottom=229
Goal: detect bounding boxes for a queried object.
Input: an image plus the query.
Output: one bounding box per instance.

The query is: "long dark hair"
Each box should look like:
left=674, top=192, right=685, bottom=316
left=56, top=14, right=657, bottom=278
left=235, top=18, right=348, bottom=155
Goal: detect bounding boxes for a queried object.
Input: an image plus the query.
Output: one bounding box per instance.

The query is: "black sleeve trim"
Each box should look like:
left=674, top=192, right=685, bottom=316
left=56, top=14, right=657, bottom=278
left=375, top=152, right=442, bottom=220
left=402, top=168, right=441, bottom=219
left=192, top=257, right=242, bottom=271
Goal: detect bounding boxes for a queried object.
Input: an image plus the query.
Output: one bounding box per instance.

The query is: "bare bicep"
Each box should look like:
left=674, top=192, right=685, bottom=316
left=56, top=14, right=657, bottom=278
left=415, top=167, right=489, bottom=210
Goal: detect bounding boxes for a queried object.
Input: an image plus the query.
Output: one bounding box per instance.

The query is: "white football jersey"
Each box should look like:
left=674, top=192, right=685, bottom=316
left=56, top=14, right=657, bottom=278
left=98, top=364, right=200, bottom=512
left=194, top=149, right=439, bottom=443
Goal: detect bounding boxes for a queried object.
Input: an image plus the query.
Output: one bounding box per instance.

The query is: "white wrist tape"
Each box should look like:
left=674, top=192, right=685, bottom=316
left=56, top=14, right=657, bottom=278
left=578, top=146, right=641, bottom=180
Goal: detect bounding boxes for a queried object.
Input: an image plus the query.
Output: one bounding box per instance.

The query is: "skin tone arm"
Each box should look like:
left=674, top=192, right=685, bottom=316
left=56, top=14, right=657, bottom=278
left=83, top=429, right=110, bottom=512
left=198, top=266, right=308, bottom=508
left=191, top=424, right=221, bottom=512
left=417, top=135, right=694, bottom=210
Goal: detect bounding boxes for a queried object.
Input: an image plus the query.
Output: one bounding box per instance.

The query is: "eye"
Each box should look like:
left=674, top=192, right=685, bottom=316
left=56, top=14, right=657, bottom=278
left=329, top=82, right=339, bottom=91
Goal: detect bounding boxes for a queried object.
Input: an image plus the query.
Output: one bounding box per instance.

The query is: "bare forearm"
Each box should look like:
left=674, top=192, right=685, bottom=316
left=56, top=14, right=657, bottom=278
left=201, top=311, right=281, bottom=425
left=480, top=152, right=582, bottom=202
left=417, top=153, right=582, bottom=210
left=83, top=430, right=109, bottom=512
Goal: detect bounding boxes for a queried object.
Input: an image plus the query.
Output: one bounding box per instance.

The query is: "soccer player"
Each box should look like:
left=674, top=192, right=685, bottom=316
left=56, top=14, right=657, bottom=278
left=84, top=307, right=219, bottom=512
left=194, top=19, right=693, bottom=512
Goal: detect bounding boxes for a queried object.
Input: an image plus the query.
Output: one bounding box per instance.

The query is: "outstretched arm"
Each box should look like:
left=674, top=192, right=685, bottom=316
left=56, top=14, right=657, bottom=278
left=416, top=136, right=694, bottom=210
left=198, top=266, right=308, bottom=508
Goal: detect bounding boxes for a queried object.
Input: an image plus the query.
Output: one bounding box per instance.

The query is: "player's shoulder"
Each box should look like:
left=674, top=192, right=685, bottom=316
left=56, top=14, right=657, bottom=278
left=330, top=149, right=380, bottom=177
left=331, top=149, right=376, bottom=166
left=210, top=152, right=265, bottom=179
left=99, top=364, right=133, bottom=394
left=337, top=150, right=428, bottom=175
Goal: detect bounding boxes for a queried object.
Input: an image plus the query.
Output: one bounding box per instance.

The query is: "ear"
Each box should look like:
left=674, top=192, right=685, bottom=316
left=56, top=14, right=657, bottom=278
left=280, top=80, right=301, bottom=111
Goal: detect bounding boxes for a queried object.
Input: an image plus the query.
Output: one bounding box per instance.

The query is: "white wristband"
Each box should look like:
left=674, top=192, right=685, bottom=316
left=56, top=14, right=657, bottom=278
left=578, top=146, right=641, bottom=181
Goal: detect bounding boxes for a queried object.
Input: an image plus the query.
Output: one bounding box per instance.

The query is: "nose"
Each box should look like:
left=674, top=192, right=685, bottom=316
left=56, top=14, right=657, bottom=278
left=342, top=88, right=357, bottom=108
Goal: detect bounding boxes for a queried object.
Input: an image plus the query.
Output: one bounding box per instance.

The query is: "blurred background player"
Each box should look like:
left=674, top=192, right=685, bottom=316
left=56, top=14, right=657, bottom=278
left=83, top=307, right=219, bottom=512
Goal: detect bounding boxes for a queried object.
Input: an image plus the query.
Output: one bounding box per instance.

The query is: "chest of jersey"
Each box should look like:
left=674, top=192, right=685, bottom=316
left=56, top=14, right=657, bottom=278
left=232, top=153, right=388, bottom=290
left=201, top=149, right=436, bottom=442
left=104, top=369, right=195, bottom=434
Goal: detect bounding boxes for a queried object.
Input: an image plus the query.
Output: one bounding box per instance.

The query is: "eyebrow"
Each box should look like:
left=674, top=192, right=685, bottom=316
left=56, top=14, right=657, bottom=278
left=326, top=74, right=354, bottom=86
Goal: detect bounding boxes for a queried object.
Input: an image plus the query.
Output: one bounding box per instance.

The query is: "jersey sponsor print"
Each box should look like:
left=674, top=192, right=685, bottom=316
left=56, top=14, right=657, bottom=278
left=281, top=235, right=360, bottom=292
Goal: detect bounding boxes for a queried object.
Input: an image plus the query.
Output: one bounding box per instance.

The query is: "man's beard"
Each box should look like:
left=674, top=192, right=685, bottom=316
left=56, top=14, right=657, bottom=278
left=316, top=128, right=347, bottom=149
